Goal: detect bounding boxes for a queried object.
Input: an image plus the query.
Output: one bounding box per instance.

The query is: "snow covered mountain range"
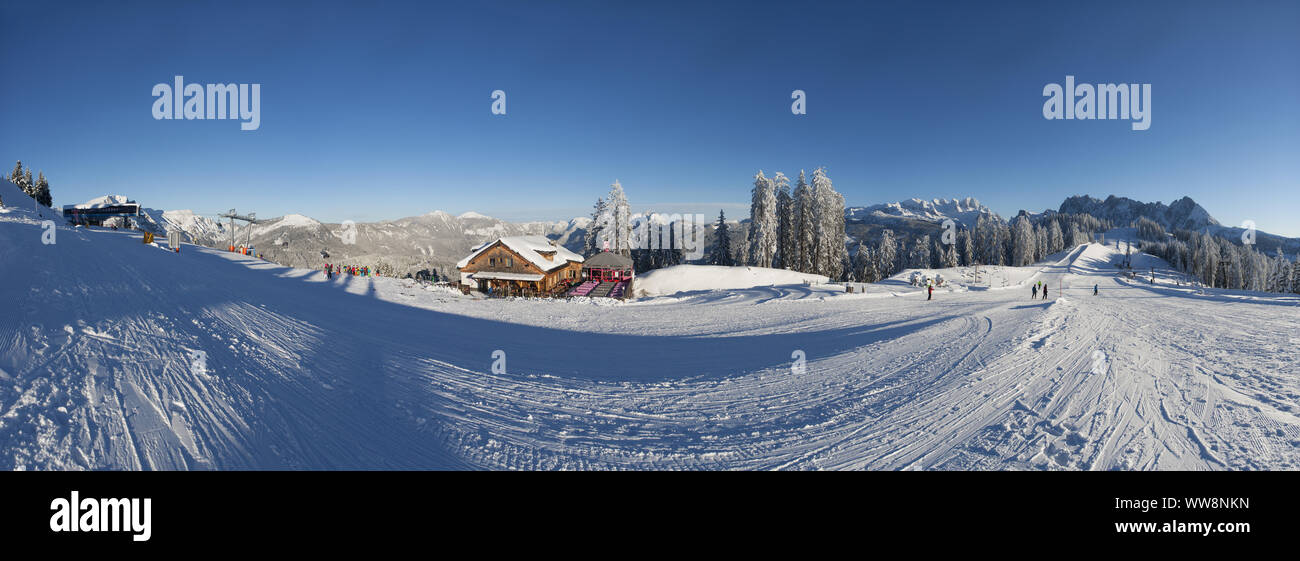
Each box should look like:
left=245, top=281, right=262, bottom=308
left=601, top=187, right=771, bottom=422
left=1047, top=195, right=1297, bottom=256
left=244, top=211, right=590, bottom=277
left=86, top=192, right=1293, bottom=276
left=118, top=203, right=589, bottom=278
left=842, top=197, right=1002, bottom=247
left=847, top=197, right=1002, bottom=230
left=1055, top=195, right=1217, bottom=231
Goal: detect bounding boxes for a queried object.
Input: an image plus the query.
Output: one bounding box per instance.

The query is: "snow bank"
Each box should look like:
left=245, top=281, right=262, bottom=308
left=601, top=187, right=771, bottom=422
left=634, top=265, right=828, bottom=297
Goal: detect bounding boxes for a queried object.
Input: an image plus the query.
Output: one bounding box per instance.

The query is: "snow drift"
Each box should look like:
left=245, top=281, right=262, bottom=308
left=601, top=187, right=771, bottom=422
left=633, top=264, right=829, bottom=297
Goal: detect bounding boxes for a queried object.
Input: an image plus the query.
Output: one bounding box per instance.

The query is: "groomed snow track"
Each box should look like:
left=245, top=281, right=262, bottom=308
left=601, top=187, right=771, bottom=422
left=2, top=198, right=1297, bottom=470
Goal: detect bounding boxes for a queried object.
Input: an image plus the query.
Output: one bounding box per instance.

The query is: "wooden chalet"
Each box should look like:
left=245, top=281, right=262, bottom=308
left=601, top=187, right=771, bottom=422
left=456, top=236, right=584, bottom=297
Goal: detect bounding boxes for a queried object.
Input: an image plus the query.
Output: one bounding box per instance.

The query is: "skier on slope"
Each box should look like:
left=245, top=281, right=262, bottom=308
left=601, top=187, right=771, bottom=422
left=1094, top=284, right=1098, bottom=296
left=927, top=283, right=933, bottom=301
left=1043, top=284, right=1048, bottom=299
left=1032, top=284, right=1038, bottom=299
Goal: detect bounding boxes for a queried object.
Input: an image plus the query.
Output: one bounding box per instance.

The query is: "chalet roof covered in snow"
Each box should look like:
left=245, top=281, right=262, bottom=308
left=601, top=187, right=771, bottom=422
left=582, top=251, right=633, bottom=269
left=456, top=235, right=583, bottom=272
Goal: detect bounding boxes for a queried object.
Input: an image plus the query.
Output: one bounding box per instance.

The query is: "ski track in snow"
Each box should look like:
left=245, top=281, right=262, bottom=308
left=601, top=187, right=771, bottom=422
left=1, top=205, right=1298, bottom=470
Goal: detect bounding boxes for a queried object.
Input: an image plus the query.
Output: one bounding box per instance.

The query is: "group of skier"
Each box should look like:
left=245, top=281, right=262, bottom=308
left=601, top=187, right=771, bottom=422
left=924, top=279, right=1099, bottom=301
left=324, top=264, right=371, bottom=280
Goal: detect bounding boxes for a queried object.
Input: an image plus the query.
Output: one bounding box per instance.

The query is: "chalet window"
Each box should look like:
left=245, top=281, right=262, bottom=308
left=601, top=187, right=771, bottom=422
left=507, top=257, right=514, bottom=268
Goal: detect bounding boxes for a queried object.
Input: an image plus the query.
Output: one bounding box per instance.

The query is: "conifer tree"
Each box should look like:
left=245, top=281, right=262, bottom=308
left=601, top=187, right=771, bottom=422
left=746, top=170, right=778, bottom=268
left=709, top=209, right=734, bottom=266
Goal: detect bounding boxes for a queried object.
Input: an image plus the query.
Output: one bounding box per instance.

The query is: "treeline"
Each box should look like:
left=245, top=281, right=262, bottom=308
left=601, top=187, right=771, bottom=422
left=588, top=171, right=1292, bottom=295
left=7, top=160, right=53, bottom=207
left=845, top=213, right=1112, bottom=282
left=740, top=168, right=1125, bottom=282
left=1141, top=227, right=1298, bottom=293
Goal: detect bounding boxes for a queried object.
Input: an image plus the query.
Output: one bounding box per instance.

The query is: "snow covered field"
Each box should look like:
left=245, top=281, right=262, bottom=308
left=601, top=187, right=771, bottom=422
left=633, top=264, right=829, bottom=297
left=2, top=186, right=1298, bottom=470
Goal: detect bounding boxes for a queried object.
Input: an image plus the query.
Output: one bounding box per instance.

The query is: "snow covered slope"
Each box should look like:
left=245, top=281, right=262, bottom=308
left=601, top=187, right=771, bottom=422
left=634, top=265, right=829, bottom=297
left=2, top=180, right=1297, bottom=470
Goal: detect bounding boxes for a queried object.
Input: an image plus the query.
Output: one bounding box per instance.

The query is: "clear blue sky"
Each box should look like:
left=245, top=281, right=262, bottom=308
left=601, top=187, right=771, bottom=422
left=2, top=0, right=1297, bottom=235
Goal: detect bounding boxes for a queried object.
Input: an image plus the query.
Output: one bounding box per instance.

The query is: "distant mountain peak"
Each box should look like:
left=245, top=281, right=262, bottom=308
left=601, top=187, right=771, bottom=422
left=1057, top=194, right=1218, bottom=231
left=77, top=194, right=133, bottom=207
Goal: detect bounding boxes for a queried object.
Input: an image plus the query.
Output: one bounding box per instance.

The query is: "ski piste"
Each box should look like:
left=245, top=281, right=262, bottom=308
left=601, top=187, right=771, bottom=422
left=3, top=177, right=1296, bottom=470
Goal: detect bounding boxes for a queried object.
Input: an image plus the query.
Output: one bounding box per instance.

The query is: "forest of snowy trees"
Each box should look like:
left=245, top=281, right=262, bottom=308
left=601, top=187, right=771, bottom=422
left=842, top=212, right=1112, bottom=283
left=1139, top=220, right=1300, bottom=294
left=744, top=167, right=848, bottom=279
left=6, top=160, right=53, bottom=207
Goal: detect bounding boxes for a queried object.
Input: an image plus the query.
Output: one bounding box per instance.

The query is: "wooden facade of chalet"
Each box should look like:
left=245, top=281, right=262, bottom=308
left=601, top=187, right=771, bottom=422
left=458, top=238, right=583, bottom=297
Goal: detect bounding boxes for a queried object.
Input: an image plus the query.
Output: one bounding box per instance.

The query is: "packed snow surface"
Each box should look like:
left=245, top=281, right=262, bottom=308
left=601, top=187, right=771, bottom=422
left=635, top=265, right=829, bottom=297
left=2, top=182, right=1298, bottom=470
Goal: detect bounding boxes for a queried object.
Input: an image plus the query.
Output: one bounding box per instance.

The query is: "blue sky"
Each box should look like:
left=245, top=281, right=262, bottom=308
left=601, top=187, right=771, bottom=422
left=2, top=0, right=1297, bottom=235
